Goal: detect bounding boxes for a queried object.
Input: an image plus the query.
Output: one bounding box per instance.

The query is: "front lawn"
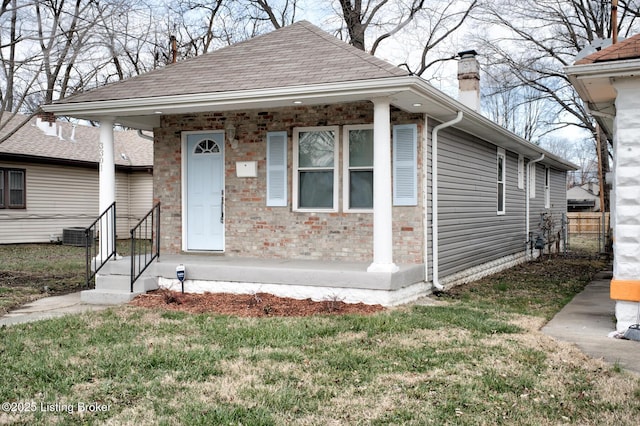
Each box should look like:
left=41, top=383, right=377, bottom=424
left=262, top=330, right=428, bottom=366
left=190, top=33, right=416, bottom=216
left=0, top=241, right=131, bottom=315
left=0, top=249, right=638, bottom=425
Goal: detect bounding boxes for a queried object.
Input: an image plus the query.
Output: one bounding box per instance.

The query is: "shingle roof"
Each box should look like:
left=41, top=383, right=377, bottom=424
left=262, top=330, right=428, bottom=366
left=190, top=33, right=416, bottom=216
left=575, top=33, right=640, bottom=65
left=56, top=20, right=409, bottom=105
left=0, top=113, right=153, bottom=167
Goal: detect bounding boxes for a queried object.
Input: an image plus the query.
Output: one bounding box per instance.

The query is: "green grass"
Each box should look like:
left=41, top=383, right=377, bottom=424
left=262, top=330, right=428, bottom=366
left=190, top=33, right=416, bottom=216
left=442, top=256, right=607, bottom=320
left=0, top=247, right=638, bottom=425
left=0, top=241, right=134, bottom=314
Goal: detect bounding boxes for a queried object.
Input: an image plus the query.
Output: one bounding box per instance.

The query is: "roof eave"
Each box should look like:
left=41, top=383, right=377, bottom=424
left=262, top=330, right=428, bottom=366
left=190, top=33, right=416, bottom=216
left=43, top=75, right=576, bottom=170
left=565, top=58, right=640, bottom=138
left=407, top=78, right=578, bottom=171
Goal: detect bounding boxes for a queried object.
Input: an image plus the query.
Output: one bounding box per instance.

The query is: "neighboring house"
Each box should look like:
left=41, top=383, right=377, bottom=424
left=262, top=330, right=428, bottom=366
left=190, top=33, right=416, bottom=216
left=0, top=113, right=153, bottom=244
left=43, top=21, right=575, bottom=305
left=566, top=34, right=640, bottom=333
left=567, top=183, right=600, bottom=212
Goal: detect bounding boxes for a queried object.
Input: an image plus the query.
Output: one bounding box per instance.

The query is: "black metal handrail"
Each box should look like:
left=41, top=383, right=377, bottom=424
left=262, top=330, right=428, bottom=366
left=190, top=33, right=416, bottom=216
left=85, top=202, right=117, bottom=287
left=130, top=202, right=161, bottom=292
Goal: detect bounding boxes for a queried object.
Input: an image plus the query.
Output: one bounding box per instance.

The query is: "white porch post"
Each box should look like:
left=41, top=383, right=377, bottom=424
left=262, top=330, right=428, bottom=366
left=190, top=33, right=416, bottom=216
left=368, top=98, right=399, bottom=273
left=99, top=118, right=116, bottom=257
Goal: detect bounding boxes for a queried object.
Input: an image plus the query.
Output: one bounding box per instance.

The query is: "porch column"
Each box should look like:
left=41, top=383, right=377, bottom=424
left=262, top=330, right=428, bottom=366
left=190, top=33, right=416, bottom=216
left=610, top=79, right=640, bottom=332
left=99, top=117, right=116, bottom=257
left=367, top=98, right=399, bottom=273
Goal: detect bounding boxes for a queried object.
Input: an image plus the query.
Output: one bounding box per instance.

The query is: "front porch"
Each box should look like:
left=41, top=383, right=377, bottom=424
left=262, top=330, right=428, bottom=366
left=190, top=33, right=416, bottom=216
left=84, top=255, right=427, bottom=307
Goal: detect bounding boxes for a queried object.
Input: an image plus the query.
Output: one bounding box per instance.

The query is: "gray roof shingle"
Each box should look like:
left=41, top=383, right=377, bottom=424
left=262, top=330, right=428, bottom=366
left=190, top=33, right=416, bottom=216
left=55, top=21, right=409, bottom=105
left=0, top=113, right=153, bottom=167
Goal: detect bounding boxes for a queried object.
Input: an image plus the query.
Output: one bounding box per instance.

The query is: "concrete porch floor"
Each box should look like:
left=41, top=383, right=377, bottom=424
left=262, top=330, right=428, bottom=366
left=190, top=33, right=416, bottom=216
left=96, top=254, right=428, bottom=306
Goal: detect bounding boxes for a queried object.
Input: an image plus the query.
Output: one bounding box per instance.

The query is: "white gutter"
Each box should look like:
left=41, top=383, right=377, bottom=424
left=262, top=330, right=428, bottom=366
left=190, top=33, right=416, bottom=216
left=525, top=154, right=545, bottom=257
left=431, top=111, right=463, bottom=291
left=564, top=58, right=640, bottom=79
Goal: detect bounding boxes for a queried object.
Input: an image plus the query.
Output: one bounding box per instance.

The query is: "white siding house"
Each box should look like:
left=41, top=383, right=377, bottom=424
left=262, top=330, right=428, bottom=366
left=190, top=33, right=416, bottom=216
left=0, top=113, right=153, bottom=244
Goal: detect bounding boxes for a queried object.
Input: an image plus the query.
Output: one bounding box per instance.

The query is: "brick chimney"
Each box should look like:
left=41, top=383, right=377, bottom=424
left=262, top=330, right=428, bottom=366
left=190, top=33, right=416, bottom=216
left=35, top=111, right=58, bottom=137
left=457, top=50, right=480, bottom=111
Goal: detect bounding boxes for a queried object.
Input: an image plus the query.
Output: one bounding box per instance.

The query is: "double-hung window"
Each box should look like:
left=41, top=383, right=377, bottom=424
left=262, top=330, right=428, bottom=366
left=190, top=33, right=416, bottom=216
left=343, top=125, right=373, bottom=211
left=293, top=127, right=339, bottom=211
left=497, top=148, right=506, bottom=215
left=0, top=168, right=26, bottom=209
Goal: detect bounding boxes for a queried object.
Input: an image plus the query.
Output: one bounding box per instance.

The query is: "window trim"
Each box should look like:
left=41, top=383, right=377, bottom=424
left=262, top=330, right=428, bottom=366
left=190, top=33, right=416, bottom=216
left=517, top=155, right=524, bottom=190
left=529, top=161, right=537, bottom=199
left=292, top=126, right=339, bottom=212
left=342, top=124, right=374, bottom=213
left=497, top=148, right=506, bottom=215
left=0, top=167, right=26, bottom=209
left=0, top=169, right=3, bottom=209
left=544, top=166, right=551, bottom=209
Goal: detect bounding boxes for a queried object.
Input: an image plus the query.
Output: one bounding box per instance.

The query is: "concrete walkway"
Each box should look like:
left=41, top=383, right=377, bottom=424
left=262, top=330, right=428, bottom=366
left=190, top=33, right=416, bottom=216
left=0, top=292, right=109, bottom=327
left=542, top=270, right=640, bottom=375
left=1, top=270, right=638, bottom=375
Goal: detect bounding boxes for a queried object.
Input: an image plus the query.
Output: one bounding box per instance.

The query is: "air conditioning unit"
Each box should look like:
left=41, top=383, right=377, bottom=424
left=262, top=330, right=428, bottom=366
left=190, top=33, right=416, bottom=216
left=62, top=227, right=92, bottom=246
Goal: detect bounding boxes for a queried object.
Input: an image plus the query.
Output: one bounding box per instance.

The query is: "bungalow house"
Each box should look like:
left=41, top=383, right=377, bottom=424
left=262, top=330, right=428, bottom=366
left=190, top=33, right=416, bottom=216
left=43, top=21, right=574, bottom=305
left=0, top=113, right=153, bottom=243
left=565, top=34, right=640, bottom=332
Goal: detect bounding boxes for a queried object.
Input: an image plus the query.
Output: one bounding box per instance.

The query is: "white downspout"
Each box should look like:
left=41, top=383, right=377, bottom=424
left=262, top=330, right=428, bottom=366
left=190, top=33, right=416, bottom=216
left=526, top=154, right=545, bottom=258
left=137, top=129, right=154, bottom=141
left=431, top=111, right=463, bottom=291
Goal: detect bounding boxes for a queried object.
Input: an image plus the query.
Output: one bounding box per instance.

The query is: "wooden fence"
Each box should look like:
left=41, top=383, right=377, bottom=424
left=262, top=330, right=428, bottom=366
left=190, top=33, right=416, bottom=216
left=566, top=212, right=610, bottom=254
left=566, top=212, right=610, bottom=235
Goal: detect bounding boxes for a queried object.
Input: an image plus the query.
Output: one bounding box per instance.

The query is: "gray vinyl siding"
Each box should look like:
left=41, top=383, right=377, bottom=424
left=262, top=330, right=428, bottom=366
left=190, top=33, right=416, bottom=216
left=434, top=126, right=526, bottom=279
left=549, top=168, right=567, bottom=220
left=0, top=161, right=152, bottom=244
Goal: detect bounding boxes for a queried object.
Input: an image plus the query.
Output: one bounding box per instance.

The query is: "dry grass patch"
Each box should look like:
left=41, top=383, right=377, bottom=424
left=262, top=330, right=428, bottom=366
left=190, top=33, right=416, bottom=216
left=1, top=256, right=639, bottom=425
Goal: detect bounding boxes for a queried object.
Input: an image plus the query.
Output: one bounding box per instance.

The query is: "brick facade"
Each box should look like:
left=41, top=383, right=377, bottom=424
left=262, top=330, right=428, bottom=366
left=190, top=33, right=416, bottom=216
left=154, top=101, right=424, bottom=264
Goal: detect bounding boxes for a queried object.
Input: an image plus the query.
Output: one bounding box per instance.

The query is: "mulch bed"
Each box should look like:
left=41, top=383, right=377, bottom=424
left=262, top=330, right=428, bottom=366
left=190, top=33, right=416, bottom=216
left=130, top=289, right=385, bottom=317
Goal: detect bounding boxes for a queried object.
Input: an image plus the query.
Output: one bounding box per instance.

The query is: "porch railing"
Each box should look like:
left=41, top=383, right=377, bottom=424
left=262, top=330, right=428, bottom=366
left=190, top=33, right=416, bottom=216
left=130, top=202, right=161, bottom=292
left=85, top=202, right=117, bottom=287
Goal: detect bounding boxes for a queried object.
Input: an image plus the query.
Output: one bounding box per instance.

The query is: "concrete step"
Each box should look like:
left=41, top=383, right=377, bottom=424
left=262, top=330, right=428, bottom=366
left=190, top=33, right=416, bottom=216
left=97, top=255, right=158, bottom=275
left=80, top=289, right=145, bottom=305
left=95, top=274, right=158, bottom=293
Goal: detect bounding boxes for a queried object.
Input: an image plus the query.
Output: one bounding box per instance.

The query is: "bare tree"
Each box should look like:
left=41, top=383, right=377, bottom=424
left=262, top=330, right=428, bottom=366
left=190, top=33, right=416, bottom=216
left=332, top=0, right=477, bottom=79
left=166, top=1, right=230, bottom=58
left=482, top=64, right=558, bottom=142
left=1, top=0, right=162, bottom=141
left=477, top=0, right=640, bottom=211
left=0, top=0, right=45, bottom=136
left=335, top=0, right=426, bottom=52
left=33, top=0, right=104, bottom=104
left=95, top=1, right=166, bottom=81
left=247, top=0, right=299, bottom=29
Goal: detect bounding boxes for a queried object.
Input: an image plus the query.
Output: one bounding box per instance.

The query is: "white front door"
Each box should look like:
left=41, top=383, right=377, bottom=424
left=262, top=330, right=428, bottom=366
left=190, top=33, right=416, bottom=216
left=186, top=132, right=225, bottom=251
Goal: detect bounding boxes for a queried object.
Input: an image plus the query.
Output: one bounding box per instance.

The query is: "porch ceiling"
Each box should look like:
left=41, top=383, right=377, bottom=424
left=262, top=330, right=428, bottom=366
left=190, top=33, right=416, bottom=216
left=43, top=75, right=576, bottom=171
